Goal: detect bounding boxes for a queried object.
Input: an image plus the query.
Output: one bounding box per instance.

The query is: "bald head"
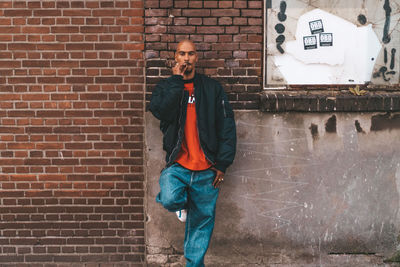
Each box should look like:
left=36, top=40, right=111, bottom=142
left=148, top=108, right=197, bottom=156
left=176, top=39, right=196, bottom=53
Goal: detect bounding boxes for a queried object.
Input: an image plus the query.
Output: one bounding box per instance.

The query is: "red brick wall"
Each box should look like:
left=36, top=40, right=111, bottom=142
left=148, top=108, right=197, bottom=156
left=144, top=0, right=263, bottom=109
left=0, top=1, right=145, bottom=265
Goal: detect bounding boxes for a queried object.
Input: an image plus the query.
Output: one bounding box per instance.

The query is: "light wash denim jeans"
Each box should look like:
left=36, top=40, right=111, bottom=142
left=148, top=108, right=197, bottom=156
left=156, top=163, right=219, bottom=267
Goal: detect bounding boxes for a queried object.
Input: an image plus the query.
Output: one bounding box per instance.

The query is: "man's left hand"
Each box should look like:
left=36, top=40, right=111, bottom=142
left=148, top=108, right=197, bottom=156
left=211, top=167, right=224, bottom=188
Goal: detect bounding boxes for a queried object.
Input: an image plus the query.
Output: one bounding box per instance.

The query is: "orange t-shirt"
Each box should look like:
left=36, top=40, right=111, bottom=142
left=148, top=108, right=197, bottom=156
left=175, top=82, right=212, bottom=171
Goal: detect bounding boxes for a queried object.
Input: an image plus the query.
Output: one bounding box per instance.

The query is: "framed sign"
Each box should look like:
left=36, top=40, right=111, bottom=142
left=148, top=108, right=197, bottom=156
left=264, top=0, right=400, bottom=87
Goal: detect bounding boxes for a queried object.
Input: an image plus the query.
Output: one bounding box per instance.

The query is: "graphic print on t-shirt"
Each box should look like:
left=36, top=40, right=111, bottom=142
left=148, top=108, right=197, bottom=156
left=188, top=93, right=195, bottom=104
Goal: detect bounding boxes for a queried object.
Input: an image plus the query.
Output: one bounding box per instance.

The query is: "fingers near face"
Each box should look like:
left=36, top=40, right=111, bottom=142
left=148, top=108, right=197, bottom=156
left=179, top=63, right=187, bottom=72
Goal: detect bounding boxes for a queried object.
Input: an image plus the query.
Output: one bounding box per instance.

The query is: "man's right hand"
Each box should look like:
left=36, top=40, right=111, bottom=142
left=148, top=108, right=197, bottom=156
left=172, top=62, right=187, bottom=77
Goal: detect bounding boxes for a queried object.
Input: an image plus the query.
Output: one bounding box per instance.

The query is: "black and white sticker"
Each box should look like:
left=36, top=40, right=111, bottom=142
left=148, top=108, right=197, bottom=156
left=309, top=19, right=324, bottom=34
left=319, top=33, right=333, bottom=46
left=303, top=35, right=318, bottom=50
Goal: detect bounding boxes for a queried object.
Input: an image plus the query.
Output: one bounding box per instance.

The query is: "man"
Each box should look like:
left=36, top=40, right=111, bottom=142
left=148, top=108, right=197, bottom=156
left=149, top=39, right=236, bottom=267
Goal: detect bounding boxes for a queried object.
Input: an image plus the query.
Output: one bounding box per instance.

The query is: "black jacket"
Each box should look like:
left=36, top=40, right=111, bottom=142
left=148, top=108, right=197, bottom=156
left=149, top=73, right=236, bottom=173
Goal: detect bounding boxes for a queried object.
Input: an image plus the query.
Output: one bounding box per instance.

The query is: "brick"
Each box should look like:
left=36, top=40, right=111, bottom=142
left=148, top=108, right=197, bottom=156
left=188, top=18, right=202, bottom=25
left=34, top=10, right=61, bottom=16
left=51, top=26, right=79, bottom=33
left=145, top=9, right=167, bottom=17
left=233, top=17, right=248, bottom=25
left=374, top=94, right=384, bottom=110
left=242, top=9, right=262, bottom=17
left=212, top=43, right=239, bottom=50
left=145, top=25, right=167, bottom=34
left=383, top=94, right=391, bottom=110
left=66, top=43, right=94, bottom=50
left=95, top=77, right=123, bottom=83
left=219, top=17, right=233, bottom=25
left=240, top=43, right=262, bottom=50
left=326, top=97, right=335, bottom=111
left=145, top=17, right=166, bottom=27
left=197, top=26, right=225, bottom=34
left=240, top=26, right=262, bottom=33
left=226, top=26, right=239, bottom=33
left=4, top=9, right=32, bottom=17
left=0, top=256, right=24, bottom=262
left=234, top=1, right=247, bottom=8
left=183, top=9, right=210, bottom=17
left=248, top=1, right=262, bottom=8
left=145, top=1, right=159, bottom=8
left=169, top=26, right=196, bottom=33
left=25, top=255, right=53, bottom=262
left=203, top=17, right=217, bottom=25
left=211, top=9, right=240, bottom=17
left=248, top=34, right=262, bottom=42
left=95, top=43, right=123, bottom=50
left=249, top=18, right=262, bottom=25
left=392, top=95, right=400, bottom=110
left=189, top=1, right=203, bottom=8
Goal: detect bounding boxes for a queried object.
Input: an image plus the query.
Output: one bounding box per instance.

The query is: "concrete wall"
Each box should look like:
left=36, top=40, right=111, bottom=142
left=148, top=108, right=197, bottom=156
left=146, top=110, right=400, bottom=266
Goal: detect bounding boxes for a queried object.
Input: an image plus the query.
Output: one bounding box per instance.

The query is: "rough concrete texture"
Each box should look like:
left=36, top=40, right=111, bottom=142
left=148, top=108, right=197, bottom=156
left=145, top=111, right=400, bottom=266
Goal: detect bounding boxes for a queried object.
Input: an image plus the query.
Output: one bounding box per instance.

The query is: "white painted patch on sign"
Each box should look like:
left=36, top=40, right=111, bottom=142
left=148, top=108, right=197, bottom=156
left=274, top=9, right=382, bottom=84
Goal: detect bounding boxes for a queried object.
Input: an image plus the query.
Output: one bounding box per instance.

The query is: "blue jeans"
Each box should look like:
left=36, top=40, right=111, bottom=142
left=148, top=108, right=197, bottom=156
left=156, top=163, right=219, bottom=267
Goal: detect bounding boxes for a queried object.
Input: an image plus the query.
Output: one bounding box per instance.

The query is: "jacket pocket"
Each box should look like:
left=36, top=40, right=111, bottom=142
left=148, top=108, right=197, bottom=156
left=162, top=121, right=179, bottom=153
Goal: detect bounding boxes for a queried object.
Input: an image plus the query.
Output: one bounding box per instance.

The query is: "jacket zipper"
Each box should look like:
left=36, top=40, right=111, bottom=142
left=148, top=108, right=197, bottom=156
left=195, top=86, right=215, bottom=166
left=167, top=89, right=185, bottom=165
left=167, top=81, right=215, bottom=167
left=196, top=120, right=215, bottom=165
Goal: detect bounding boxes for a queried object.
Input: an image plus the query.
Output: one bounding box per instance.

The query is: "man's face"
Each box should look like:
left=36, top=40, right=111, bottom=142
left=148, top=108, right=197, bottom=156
left=175, top=41, right=198, bottom=75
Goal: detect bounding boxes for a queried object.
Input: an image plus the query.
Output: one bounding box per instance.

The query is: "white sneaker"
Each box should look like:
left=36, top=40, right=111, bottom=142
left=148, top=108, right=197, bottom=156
left=176, top=209, right=187, bottom=222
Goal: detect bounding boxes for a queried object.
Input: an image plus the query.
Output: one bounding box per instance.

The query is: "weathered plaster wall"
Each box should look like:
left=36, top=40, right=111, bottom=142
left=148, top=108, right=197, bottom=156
left=146, top=111, right=400, bottom=266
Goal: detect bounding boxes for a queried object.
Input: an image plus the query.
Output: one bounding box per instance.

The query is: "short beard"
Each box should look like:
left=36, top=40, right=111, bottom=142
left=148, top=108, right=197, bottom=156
left=184, top=68, right=193, bottom=75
